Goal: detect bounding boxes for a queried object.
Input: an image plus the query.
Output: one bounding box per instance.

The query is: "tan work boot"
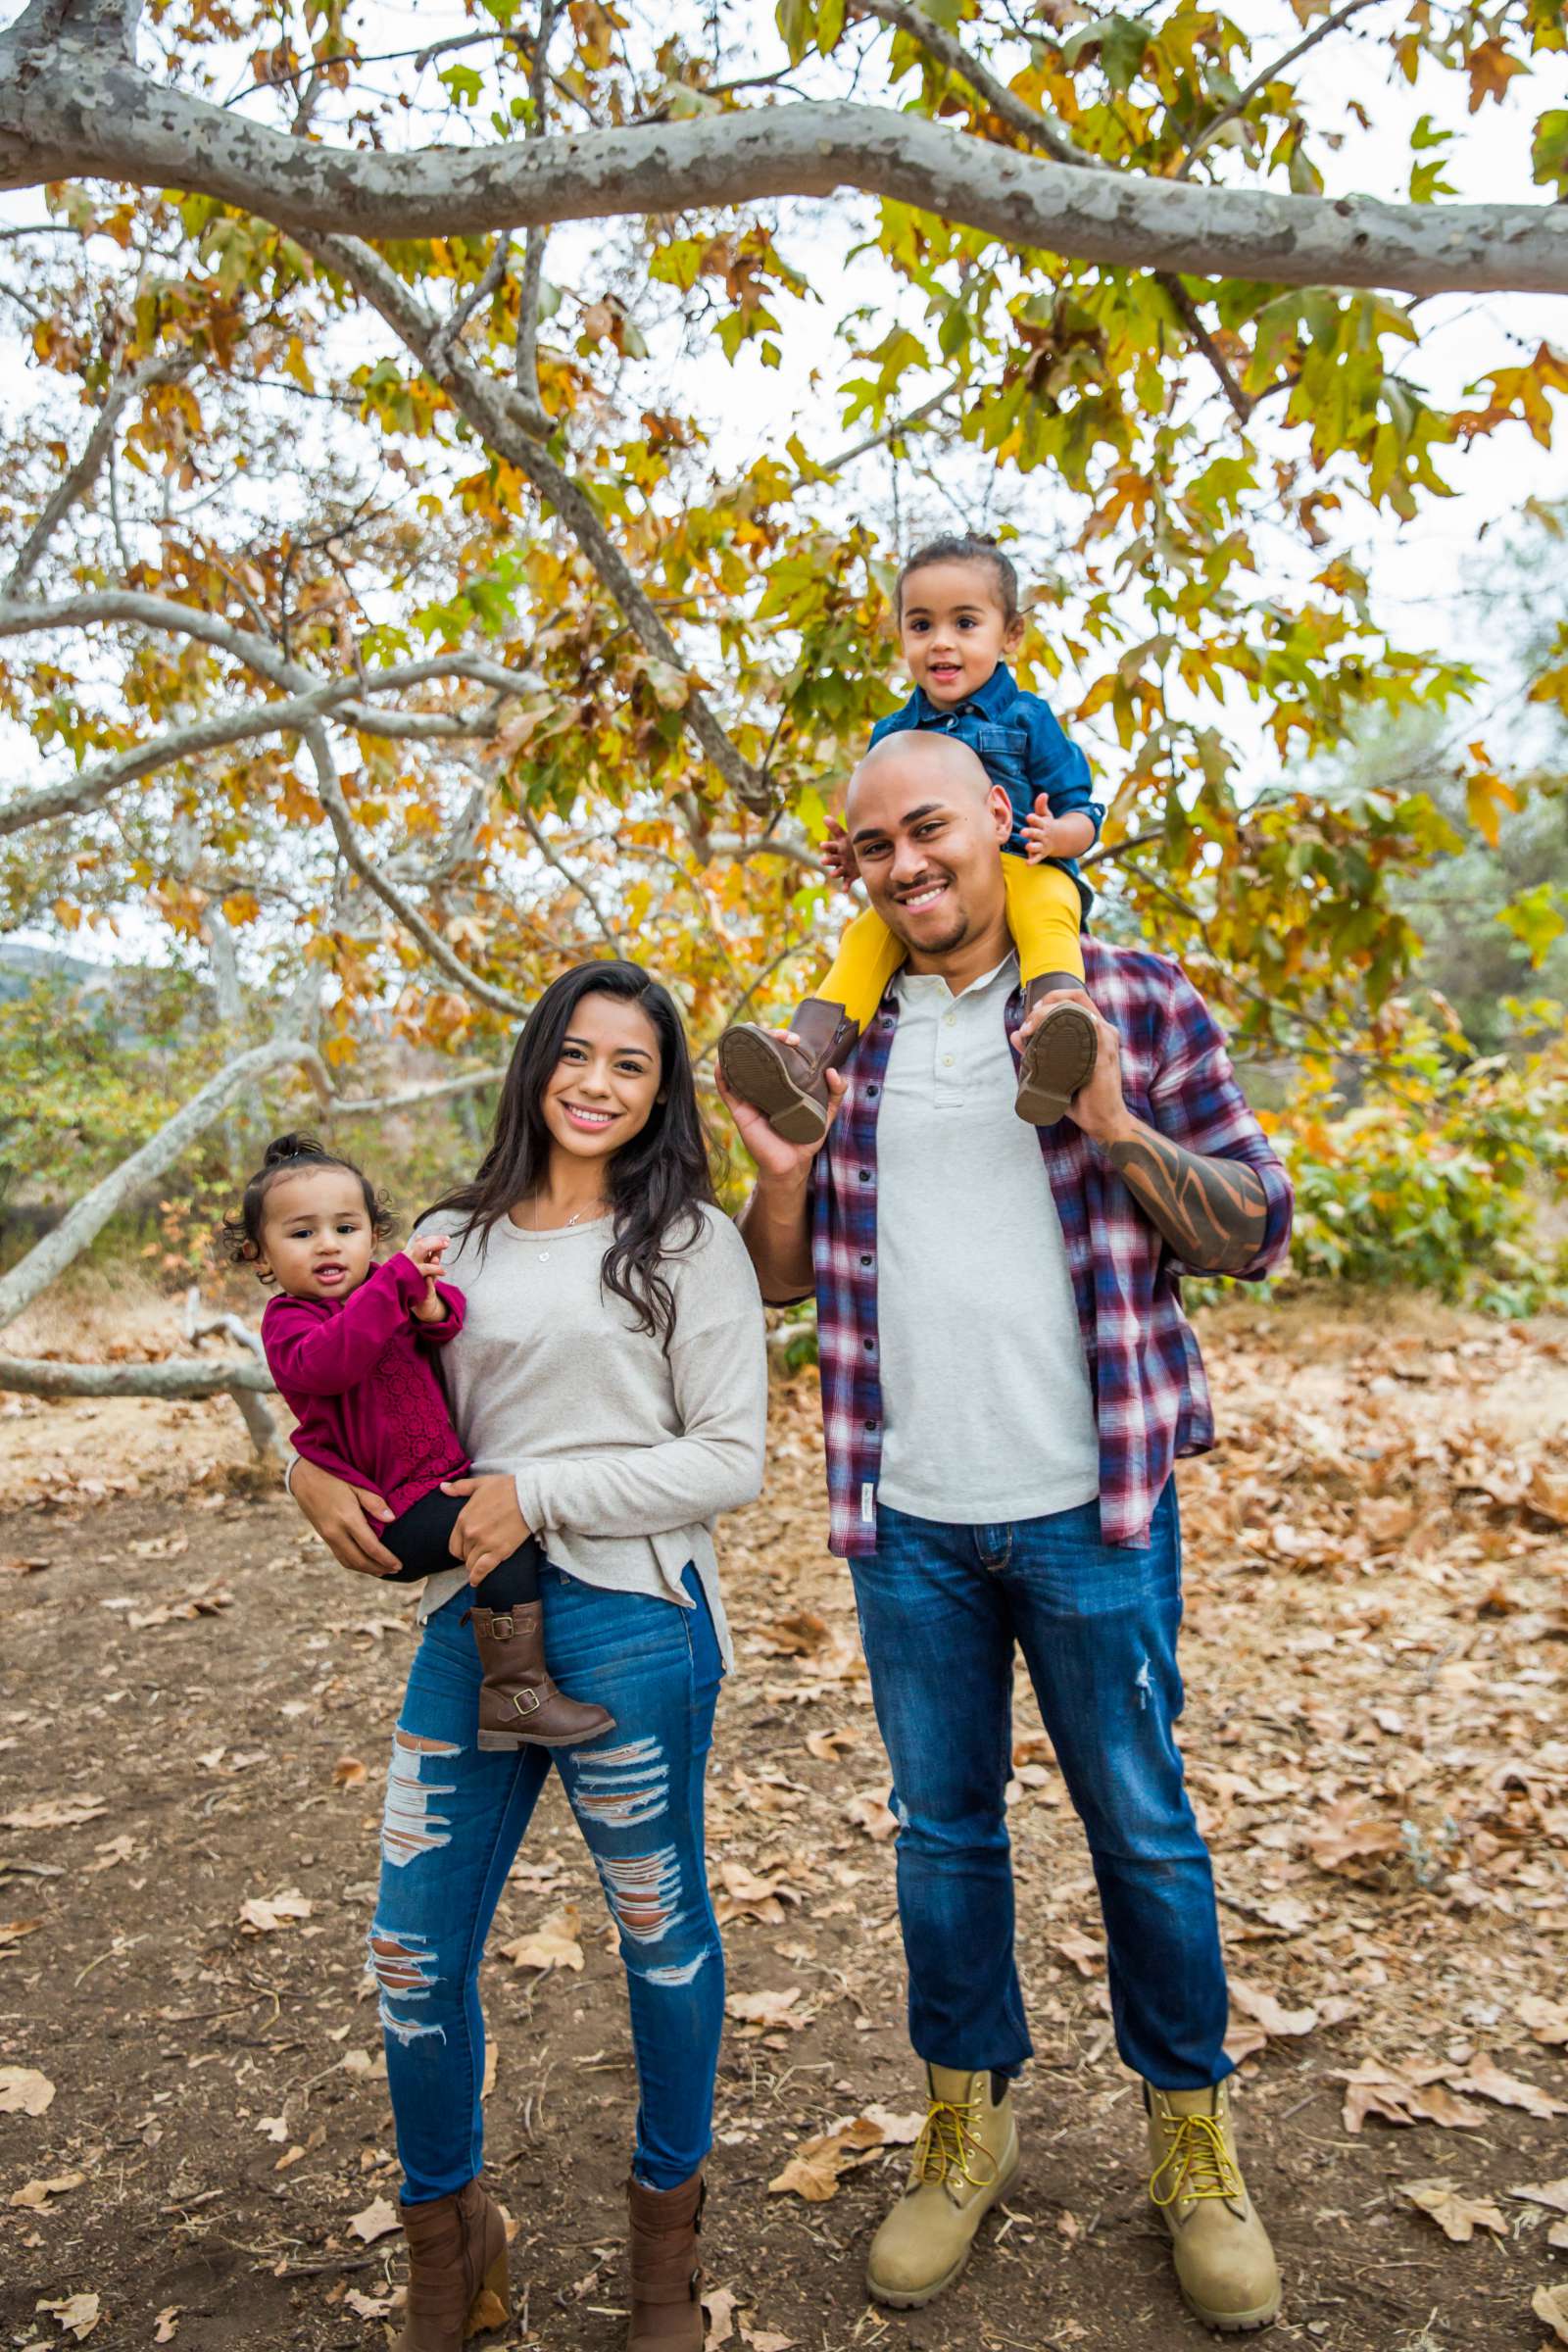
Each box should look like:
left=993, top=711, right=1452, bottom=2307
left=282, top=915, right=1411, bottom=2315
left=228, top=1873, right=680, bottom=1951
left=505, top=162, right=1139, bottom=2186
left=1147, top=2080, right=1281, bottom=2333
left=864, top=2065, right=1019, bottom=2308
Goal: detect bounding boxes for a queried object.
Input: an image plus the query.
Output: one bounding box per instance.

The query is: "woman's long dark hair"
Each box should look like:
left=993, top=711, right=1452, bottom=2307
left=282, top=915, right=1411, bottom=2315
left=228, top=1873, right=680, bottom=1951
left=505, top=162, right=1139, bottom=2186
left=421, top=960, right=713, bottom=1344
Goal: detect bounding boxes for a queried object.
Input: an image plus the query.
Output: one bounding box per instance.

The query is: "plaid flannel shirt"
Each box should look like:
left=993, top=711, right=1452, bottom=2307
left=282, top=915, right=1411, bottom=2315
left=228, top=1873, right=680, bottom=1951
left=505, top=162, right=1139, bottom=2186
left=809, top=939, right=1293, bottom=1555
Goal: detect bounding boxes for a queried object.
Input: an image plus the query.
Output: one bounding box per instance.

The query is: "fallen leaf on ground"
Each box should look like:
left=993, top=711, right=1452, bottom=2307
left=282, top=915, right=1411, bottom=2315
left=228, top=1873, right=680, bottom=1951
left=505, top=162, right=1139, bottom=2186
left=843, top=1792, right=896, bottom=1841
left=333, top=1756, right=368, bottom=1788
left=238, top=1889, right=312, bottom=1934
left=36, top=2294, right=100, bottom=2340
left=1448, top=2054, right=1568, bottom=2119
left=343, top=2292, right=391, bottom=2321
left=1535, top=2282, right=1568, bottom=2344
left=481, top=2042, right=497, bottom=2101
left=1308, top=1802, right=1402, bottom=1874
left=1519, top=1995, right=1568, bottom=2047
left=1230, top=1980, right=1318, bottom=2038
left=1053, top=1931, right=1102, bottom=1979
left=703, top=2284, right=737, bottom=2346
left=0, top=1917, right=42, bottom=1949
left=10, top=2171, right=86, bottom=2209
left=85, top=1837, right=135, bottom=1873
left=1336, top=2058, right=1485, bottom=2133
left=768, top=2108, right=917, bottom=2202
left=0, top=2066, right=56, bottom=2115
left=742, top=2332, right=794, bottom=2351
left=153, top=2309, right=180, bottom=2342
left=349, top=2194, right=400, bottom=2243
left=496, top=1903, right=583, bottom=1973
left=1513, top=2179, right=1568, bottom=2216
left=1, top=1797, right=106, bottom=1833
left=1400, top=2180, right=1508, bottom=2242
left=755, top=1612, right=829, bottom=1656
left=769, top=2117, right=886, bottom=2202
left=725, top=1987, right=803, bottom=2034
left=805, top=1728, right=858, bottom=1761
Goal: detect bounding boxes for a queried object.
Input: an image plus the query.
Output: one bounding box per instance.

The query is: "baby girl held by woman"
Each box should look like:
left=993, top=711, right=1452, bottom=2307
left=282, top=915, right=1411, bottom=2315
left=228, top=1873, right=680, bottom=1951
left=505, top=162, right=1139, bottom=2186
left=221, top=1135, right=612, bottom=1749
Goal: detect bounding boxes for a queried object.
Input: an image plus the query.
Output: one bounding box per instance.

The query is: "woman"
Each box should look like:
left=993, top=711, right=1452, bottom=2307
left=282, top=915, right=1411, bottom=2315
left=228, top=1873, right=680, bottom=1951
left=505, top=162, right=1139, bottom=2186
left=287, top=961, right=767, bottom=2352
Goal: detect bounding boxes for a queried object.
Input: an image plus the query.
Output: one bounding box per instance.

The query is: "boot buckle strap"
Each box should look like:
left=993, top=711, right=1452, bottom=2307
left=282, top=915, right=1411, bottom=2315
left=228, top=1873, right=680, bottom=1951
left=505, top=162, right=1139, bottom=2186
left=510, top=1687, right=543, bottom=1716
left=490, top=1612, right=514, bottom=1638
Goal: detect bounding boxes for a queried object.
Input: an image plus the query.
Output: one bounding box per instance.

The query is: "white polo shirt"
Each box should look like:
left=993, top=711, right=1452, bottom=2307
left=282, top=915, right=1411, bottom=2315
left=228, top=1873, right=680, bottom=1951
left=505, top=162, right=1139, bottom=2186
left=873, top=956, right=1101, bottom=1526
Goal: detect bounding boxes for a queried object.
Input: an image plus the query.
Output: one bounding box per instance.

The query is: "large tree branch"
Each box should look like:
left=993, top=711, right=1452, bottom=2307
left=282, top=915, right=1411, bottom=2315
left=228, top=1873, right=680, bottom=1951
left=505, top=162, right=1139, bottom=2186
left=1, top=44, right=1560, bottom=296
left=0, top=1032, right=330, bottom=1334
left=305, top=231, right=773, bottom=814
left=3, top=350, right=194, bottom=597
left=0, top=1352, right=275, bottom=1396
left=0, top=604, right=540, bottom=835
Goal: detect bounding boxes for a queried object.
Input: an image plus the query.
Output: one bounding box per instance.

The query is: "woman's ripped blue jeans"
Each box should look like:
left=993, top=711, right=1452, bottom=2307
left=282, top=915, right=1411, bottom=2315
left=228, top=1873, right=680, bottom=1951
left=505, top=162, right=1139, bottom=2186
left=369, top=1562, right=725, bottom=2202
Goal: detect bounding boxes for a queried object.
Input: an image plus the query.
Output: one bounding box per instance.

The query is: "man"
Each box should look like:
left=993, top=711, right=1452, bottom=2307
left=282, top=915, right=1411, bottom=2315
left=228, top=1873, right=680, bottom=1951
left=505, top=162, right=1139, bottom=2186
left=721, top=732, right=1293, bottom=2335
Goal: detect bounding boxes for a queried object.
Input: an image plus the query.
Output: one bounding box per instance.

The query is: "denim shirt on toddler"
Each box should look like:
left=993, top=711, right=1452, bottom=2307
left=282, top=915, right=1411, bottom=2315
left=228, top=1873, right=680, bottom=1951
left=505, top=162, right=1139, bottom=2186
left=868, top=662, right=1103, bottom=912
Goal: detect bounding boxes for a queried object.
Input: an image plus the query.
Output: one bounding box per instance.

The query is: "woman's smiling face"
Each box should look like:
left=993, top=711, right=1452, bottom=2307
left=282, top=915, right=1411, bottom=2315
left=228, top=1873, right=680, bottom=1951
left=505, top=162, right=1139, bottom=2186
left=541, top=989, right=663, bottom=1168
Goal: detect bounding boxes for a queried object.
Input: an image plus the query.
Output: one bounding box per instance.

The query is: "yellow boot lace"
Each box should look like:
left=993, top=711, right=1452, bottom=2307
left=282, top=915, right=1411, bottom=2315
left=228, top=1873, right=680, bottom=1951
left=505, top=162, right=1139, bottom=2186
left=912, top=2088, right=1001, bottom=2193
left=1149, top=2107, right=1244, bottom=2210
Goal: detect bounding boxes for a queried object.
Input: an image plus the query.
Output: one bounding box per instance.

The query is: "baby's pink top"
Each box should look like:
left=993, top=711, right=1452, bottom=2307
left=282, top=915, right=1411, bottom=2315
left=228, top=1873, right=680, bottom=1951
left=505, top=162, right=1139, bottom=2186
left=261, top=1252, right=469, bottom=1519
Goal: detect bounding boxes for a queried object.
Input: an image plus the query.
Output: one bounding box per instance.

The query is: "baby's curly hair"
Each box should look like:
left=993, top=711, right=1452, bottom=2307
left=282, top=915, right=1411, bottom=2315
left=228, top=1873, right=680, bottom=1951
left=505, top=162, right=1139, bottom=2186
left=218, top=1132, right=393, bottom=1285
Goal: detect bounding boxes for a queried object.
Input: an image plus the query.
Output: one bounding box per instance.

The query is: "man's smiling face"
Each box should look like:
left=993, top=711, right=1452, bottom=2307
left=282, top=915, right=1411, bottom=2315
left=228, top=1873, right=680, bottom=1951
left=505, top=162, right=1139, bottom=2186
left=844, top=734, right=1011, bottom=971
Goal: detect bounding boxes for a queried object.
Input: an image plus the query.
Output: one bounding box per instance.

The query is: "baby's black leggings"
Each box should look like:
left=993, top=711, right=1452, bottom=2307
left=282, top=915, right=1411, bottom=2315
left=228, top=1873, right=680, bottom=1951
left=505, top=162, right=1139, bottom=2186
left=381, top=1487, right=541, bottom=1611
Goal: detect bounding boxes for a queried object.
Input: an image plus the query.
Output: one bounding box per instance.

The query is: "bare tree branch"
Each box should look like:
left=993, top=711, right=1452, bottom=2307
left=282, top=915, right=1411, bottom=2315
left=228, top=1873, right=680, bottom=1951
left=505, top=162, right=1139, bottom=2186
left=0, top=1352, right=276, bottom=1397
left=1176, top=0, right=1389, bottom=181
left=4, top=350, right=194, bottom=598
left=302, top=719, right=532, bottom=1017
left=304, top=231, right=774, bottom=814
left=329, top=1065, right=512, bottom=1116
left=0, top=1033, right=331, bottom=1334
left=515, top=0, right=558, bottom=406
left=517, top=808, right=624, bottom=952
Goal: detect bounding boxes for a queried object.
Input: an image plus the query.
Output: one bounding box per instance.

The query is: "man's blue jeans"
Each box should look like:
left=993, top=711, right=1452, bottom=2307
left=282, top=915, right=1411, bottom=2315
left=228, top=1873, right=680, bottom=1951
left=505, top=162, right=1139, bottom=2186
left=369, top=1562, right=725, bottom=2202
left=849, top=1483, right=1231, bottom=2091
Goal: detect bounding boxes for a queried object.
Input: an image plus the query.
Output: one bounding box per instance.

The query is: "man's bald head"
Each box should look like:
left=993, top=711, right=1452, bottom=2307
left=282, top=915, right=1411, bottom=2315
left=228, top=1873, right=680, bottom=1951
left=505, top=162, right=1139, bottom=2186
left=837, top=728, right=1013, bottom=981
left=846, top=728, right=995, bottom=824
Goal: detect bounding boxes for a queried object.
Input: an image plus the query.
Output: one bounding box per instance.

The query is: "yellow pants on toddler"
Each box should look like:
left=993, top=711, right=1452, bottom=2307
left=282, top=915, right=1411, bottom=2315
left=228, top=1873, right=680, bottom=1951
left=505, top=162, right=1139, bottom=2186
left=817, top=857, right=1085, bottom=1030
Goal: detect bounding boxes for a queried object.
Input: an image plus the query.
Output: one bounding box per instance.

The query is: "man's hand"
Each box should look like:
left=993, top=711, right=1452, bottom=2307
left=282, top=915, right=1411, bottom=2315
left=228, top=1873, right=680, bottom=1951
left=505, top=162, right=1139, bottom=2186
left=1016, top=985, right=1135, bottom=1147
left=715, top=1055, right=849, bottom=1184
left=441, top=1474, right=531, bottom=1588
left=291, top=1457, right=401, bottom=1577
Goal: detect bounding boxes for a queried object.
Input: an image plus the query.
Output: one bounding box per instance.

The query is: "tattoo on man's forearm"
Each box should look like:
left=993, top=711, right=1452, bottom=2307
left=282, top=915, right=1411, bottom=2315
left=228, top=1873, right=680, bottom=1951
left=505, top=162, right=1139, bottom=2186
left=1107, top=1129, right=1269, bottom=1273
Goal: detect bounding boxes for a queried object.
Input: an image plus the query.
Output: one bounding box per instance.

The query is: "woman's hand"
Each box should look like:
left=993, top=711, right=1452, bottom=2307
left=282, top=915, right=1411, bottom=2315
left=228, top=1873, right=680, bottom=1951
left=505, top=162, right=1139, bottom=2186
left=290, top=1457, right=401, bottom=1577
left=441, top=1474, right=531, bottom=1588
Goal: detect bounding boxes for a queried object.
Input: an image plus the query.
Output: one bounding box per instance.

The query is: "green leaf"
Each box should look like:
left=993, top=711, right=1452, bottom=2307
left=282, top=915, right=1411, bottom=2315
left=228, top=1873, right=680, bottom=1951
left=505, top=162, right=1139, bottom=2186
left=1532, top=108, right=1568, bottom=194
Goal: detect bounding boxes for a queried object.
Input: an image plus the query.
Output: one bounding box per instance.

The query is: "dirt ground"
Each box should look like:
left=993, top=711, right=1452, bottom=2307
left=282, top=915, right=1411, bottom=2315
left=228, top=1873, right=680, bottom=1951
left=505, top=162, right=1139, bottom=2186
left=3, top=1297, right=1568, bottom=2352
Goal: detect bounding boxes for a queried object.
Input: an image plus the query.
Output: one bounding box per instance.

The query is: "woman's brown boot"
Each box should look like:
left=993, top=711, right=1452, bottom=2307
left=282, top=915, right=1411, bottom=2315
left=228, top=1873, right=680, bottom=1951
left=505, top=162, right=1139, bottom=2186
left=626, top=2172, right=705, bottom=2350
left=465, top=1604, right=615, bottom=1750
left=397, top=2179, right=510, bottom=2351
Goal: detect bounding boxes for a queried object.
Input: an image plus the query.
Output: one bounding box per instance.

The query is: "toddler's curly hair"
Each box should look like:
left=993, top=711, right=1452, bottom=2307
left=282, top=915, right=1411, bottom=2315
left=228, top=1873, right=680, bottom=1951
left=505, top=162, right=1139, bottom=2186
left=218, top=1132, right=392, bottom=1284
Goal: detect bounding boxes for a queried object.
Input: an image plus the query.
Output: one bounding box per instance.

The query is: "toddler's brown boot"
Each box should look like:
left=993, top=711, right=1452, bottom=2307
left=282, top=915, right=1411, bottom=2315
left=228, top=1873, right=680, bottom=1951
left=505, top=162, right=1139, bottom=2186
left=464, top=1605, right=614, bottom=1749
left=717, top=999, right=860, bottom=1145
left=1015, top=973, right=1098, bottom=1125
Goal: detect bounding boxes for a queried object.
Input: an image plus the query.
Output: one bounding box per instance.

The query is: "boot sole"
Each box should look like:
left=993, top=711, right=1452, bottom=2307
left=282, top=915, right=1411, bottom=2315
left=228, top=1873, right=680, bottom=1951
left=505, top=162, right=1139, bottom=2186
left=1178, top=2285, right=1282, bottom=2334
left=864, top=2142, right=1020, bottom=2311
left=476, top=1722, right=612, bottom=1751
left=718, top=1031, right=831, bottom=1147
left=1015, top=1004, right=1098, bottom=1126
